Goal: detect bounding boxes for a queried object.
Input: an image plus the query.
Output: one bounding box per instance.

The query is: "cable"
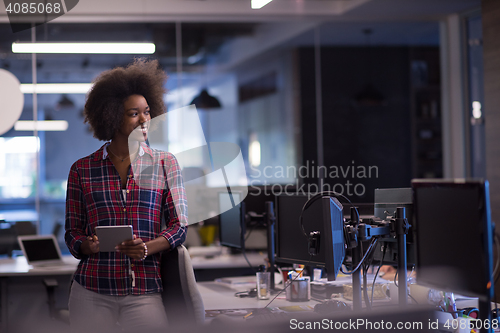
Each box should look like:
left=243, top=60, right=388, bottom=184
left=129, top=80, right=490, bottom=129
left=361, top=238, right=378, bottom=310
left=241, top=249, right=257, bottom=273
left=493, top=233, right=500, bottom=279
left=370, top=243, right=388, bottom=304
left=493, top=233, right=500, bottom=311
left=244, top=225, right=255, bottom=241
left=340, top=238, right=378, bottom=275
left=298, top=191, right=360, bottom=240
left=363, top=264, right=371, bottom=310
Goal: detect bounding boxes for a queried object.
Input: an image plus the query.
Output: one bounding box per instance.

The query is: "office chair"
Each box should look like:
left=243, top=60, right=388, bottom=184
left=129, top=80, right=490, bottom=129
left=161, top=244, right=205, bottom=327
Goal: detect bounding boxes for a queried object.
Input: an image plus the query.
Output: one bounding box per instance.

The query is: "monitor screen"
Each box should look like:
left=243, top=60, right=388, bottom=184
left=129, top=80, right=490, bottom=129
left=218, top=192, right=245, bottom=249
left=412, top=179, right=494, bottom=301
left=275, top=193, right=345, bottom=281
left=372, top=187, right=416, bottom=265
left=243, top=186, right=276, bottom=215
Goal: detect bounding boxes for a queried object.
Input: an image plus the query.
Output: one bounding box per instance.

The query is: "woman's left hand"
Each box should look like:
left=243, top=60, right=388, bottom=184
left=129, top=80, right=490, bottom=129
left=115, top=234, right=147, bottom=260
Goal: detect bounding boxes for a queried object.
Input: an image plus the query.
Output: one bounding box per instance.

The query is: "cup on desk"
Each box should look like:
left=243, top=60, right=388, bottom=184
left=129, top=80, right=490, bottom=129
left=281, top=267, right=294, bottom=283
left=313, top=268, right=322, bottom=281
left=286, top=276, right=310, bottom=302
left=256, top=272, right=270, bottom=300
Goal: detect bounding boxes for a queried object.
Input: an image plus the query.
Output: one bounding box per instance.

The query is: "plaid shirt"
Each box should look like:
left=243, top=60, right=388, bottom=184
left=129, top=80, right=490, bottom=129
left=65, top=142, right=188, bottom=296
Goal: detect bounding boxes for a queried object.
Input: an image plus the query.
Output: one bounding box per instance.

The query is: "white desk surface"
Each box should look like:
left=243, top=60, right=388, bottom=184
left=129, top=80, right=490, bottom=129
left=198, top=280, right=320, bottom=311
left=0, top=252, right=265, bottom=276
left=0, top=255, right=79, bottom=276
left=190, top=252, right=267, bottom=269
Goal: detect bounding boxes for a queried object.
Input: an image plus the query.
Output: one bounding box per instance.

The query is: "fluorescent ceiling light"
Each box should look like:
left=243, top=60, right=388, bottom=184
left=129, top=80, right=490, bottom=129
left=12, top=42, right=155, bottom=54
left=15, top=121, right=69, bottom=131
left=20, top=83, right=92, bottom=94
left=251, top=0, right=272, bottom=9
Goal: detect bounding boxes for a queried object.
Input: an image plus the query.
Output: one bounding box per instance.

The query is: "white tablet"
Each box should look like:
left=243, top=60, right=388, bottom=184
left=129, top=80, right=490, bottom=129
left=95, top=225, right=134, bottom=252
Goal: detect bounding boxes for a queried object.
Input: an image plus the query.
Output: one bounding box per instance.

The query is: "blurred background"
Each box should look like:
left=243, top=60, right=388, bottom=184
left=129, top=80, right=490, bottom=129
left=0, top=0, right=491, bottom=253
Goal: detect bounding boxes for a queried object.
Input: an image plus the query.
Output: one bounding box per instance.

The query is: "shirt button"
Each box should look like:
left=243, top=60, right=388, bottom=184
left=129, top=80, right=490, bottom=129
left=123, top=208, right=126, bottom=212
left=126, top=190, right=130, bottom=193
left=131, top=264, right=134, bottom=268
left=128, top=175, right=133, bottom=178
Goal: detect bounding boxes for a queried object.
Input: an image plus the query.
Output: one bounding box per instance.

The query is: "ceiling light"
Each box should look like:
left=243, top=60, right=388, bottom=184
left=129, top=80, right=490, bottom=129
left=20, top=83, right=92, bottom=94
left=352, top=29, right=386, bottom=107
left=249, top=133, right=261, bottom=167
left=251, top=0, right=272, bottom=9
left=15, top=121, right=69, bottom=131
left=12, top=42, right=155, bottom=54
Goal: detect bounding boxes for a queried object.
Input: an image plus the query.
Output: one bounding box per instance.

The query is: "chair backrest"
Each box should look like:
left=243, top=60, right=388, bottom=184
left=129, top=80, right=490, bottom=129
left=161, top=244, right=205, bottom=326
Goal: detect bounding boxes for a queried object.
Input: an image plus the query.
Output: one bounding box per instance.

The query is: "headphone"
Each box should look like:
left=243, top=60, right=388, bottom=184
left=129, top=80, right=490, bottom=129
left=298, top=191, right=360, bottom=256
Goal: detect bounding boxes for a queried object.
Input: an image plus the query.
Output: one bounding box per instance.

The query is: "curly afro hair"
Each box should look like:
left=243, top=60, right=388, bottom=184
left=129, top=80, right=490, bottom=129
left=84, top=58, right=167, bottom=141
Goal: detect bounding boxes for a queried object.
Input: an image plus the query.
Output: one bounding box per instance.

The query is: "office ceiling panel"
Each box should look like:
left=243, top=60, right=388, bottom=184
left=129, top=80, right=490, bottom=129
left=0, top=0, right=480, bottom=23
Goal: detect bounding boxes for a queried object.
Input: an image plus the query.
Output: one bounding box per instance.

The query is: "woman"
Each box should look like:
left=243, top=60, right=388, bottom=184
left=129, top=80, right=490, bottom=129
left=65, top=59, right=187, bottom=332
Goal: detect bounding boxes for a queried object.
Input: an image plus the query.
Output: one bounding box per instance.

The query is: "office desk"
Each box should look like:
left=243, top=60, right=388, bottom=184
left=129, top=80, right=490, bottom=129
left=0, top=255, right=78, bottom=333
left=198, top=280, right=319, bottom=311
left=195, top=281, right=463, bottom=333
left=191, top=252, right=267, bottom=281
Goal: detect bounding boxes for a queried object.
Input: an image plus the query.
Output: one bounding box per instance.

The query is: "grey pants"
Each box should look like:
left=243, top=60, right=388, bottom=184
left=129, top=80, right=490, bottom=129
left=68, top=281, right=168, bottom=333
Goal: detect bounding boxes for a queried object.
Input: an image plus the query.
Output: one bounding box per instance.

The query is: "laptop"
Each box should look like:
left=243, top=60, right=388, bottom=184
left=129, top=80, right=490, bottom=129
left=17, top=235, right=66, bottom=268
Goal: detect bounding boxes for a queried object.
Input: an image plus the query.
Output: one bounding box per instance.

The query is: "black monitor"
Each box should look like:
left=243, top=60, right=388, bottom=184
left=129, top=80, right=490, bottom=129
left=412, top=179, right=494, bottom=302
left=218, top=192, right=246, bottom=249
left=243, top=185, right=296, bottom=215
left=275, top=193, right=345, bottom=281
left=371, top=188, right=416, bottom=265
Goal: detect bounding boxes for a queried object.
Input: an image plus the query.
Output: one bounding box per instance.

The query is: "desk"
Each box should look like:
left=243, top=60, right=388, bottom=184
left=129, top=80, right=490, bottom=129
left=0, top=255, right=78, bottom=333
left=196, top=280, right=463, bottom=333
left=198, top=281, right=319, bottom=311
left=191, top=252, right=267, bottom=281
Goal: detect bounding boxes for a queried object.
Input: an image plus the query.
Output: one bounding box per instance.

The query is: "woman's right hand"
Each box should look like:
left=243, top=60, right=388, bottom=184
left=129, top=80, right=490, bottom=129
left=81, top=235, right=99, bottom=255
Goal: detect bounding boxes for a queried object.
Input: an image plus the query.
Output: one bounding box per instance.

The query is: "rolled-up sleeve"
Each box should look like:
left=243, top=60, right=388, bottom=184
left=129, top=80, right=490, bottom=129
left=64, top=162, right=88, bottom=259
left=161, top=152, right=188, bottom=248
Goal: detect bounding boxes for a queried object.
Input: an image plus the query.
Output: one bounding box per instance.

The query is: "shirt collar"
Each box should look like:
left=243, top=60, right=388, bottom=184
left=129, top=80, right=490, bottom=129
left=102, top=142, right=147, bottom=160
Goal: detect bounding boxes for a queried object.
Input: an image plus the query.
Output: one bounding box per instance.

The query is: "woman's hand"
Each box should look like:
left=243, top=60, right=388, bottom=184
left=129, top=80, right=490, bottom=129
left=81, top=235, right=99, bottom=255
left=115, top=235, right=147, bottom=260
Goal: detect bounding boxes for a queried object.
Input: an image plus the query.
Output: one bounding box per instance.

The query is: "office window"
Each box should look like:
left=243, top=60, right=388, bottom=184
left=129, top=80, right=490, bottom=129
left=0, top=136, right=39, bottom=199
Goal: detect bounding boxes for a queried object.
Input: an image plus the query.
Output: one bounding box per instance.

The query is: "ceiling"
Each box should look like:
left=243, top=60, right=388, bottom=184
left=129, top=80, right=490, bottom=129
left=0, top=0, right=481, bottom=85
left=0, top=0, right=481, bottom=23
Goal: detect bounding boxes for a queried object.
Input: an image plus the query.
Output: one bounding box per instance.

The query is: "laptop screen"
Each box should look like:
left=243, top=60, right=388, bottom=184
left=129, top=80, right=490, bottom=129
left=18, top=235, right=63, bottom=266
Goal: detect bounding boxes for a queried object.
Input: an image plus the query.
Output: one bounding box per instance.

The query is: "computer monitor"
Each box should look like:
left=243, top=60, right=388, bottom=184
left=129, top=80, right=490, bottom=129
left=218, top=192, right=246, bottom=249
left=371, top=188, right=416, bottom=265
left=412, top=179, right=494, bottom=302
left=275, top=193, right=345, bottom=281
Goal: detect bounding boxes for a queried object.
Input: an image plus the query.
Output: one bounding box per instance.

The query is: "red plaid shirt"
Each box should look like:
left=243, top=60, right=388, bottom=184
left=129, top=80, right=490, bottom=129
left=65, top=142, right=188, bottom=296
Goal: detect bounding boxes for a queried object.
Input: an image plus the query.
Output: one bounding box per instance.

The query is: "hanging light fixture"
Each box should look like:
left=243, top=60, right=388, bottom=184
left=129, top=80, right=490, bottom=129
left=353, top=29, right=386, bottom=107
left=190, top=89, right=221, bottom=109
left=55, top=94, right=75, bottom=110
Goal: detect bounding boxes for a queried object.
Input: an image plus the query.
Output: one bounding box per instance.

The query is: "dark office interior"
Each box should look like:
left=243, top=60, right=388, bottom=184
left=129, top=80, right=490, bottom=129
left=1, top=0, right=500, bottom=332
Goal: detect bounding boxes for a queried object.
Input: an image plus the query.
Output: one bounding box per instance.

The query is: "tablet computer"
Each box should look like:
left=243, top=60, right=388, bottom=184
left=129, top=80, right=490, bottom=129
left=95, top=225, right=134, bottom=252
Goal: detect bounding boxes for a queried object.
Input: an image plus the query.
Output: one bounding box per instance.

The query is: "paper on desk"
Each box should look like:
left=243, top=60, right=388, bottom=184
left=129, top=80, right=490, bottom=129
left=310, top=274, right=382, bottom=286
left=215, top=276, right=257, bottom=286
